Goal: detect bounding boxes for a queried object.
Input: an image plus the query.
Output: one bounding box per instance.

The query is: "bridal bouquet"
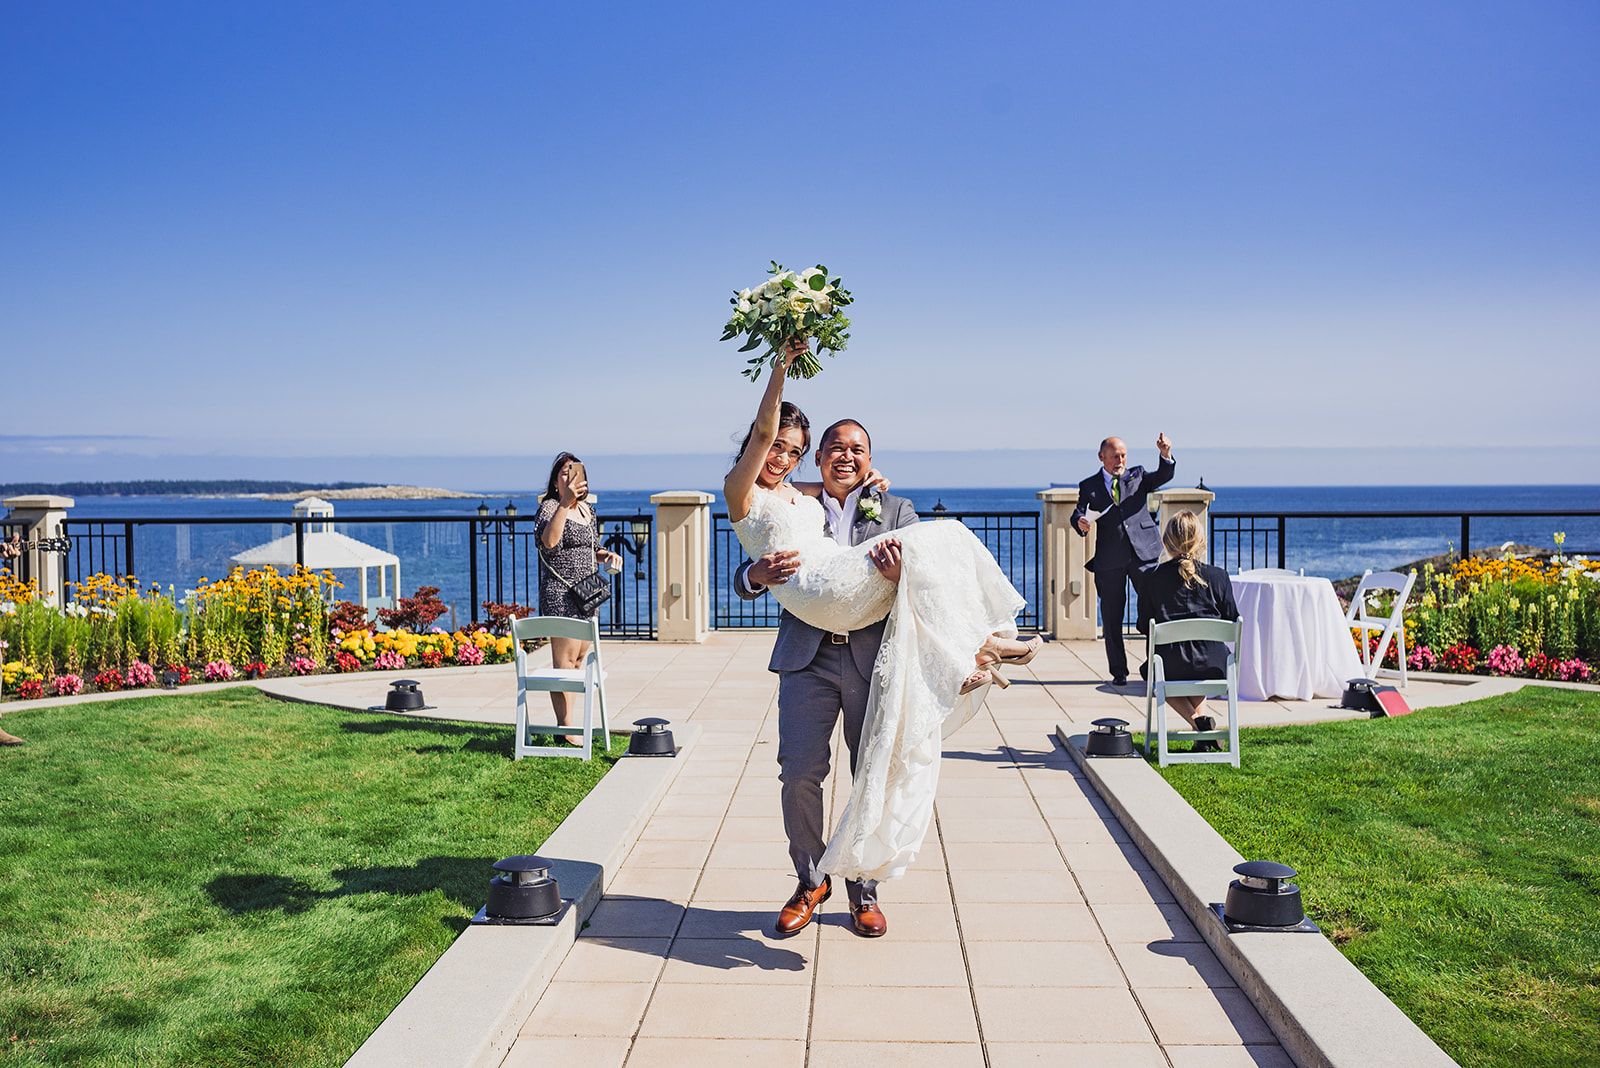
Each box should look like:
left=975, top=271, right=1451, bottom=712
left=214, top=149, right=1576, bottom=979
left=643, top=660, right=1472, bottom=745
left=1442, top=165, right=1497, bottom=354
left=721, top=261, right=854, bottom=381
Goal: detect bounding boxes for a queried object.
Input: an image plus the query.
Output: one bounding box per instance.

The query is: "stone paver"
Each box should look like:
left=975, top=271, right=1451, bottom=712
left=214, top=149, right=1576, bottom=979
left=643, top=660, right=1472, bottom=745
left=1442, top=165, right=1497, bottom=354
left=496, top=633, right=1307, bottom=1065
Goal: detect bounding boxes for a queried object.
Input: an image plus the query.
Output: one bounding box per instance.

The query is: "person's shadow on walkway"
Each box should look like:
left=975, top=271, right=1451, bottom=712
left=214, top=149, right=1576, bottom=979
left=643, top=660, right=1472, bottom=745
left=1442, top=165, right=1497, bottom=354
left=587, top=896, right=809, bottom=975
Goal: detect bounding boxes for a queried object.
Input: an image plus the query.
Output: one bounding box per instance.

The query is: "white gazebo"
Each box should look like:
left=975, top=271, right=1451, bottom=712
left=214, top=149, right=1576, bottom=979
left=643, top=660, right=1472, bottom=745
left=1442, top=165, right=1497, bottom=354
left=230, top=498, right=401, bottom=610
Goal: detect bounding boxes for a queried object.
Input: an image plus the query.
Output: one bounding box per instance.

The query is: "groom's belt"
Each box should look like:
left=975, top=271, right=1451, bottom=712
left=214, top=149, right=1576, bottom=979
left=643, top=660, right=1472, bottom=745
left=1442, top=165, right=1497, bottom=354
left=828, top=632, right=850, bottom=644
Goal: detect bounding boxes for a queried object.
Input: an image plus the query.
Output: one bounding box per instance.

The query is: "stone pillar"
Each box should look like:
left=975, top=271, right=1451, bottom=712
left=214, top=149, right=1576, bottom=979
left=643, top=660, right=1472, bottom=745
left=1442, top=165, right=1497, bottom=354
left=1037, top=488, right=1097, bottom=639
left=2, top=495, right=74, bottom=607
left=1152, top=487, right=1215, bottom=559
left=650, top=491, right=712, bottom=643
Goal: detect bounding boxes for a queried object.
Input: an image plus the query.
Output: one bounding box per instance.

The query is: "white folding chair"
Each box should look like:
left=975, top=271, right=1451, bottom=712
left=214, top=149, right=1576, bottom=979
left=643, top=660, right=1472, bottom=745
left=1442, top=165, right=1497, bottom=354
left=511, top=615, right=611, bottom=760
left=1345, top=569, right=1416, bottom=687
left=1144, top=618, right=1242, bottom=768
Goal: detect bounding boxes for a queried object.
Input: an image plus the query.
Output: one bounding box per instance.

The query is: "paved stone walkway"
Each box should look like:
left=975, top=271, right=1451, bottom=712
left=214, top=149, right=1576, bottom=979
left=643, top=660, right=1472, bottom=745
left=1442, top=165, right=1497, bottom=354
left=494, top=635, right=1295, bottom=1067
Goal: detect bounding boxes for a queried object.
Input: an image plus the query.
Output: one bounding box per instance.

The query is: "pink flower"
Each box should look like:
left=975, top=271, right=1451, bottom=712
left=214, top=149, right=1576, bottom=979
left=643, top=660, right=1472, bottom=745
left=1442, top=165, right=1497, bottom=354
left=203, top=660, right=236, bottom=682
left=290, top=656, right=317, bottom=676
left=373, top=651, right=406, bottom=671
left=1406, top=645, right=1437, bottom=672
left=53, top=674, right=84, bottom=696
left=1486, top=645, right=1524, bottom=677
left=125, top=660, right=158, bottom=688
left=1555, top=659, right=1592, bottom=682
left=455, top=642, right=485, bottom=666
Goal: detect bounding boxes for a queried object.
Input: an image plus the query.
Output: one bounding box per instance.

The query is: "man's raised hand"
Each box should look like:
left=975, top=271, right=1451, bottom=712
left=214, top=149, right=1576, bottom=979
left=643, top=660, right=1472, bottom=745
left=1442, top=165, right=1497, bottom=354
left=749, top=549, right=801, bottom=587
left=1157, top=432, right=1172, bottom=460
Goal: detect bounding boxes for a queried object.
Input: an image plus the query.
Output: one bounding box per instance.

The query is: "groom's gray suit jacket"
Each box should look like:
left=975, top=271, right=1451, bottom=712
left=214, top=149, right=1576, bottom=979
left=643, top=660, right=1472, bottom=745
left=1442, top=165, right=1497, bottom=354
left=734, top=491, right=920, bottom=675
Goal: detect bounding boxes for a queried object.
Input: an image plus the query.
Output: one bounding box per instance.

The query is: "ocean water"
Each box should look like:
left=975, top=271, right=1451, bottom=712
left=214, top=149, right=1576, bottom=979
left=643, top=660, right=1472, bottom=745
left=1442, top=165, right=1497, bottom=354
left=27, top=485, right=1600, bottom=624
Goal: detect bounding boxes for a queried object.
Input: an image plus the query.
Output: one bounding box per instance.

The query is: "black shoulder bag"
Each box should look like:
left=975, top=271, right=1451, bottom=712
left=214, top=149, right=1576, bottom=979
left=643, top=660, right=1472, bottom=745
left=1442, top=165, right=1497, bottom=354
left=539, top=512, right=612, bottom=618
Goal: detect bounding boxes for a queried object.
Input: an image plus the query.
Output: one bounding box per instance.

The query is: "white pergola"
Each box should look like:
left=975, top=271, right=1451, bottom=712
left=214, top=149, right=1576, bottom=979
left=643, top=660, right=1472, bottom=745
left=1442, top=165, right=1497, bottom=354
left=230, top=498, right=401, bottom=610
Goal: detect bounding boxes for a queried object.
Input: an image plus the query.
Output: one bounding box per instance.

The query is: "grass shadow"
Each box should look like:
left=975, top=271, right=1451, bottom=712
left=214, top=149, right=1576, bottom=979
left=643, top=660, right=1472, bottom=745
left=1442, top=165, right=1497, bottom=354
left=207, top=855, right=497, bottom=921
left=340, top=715, right=513, bottom=757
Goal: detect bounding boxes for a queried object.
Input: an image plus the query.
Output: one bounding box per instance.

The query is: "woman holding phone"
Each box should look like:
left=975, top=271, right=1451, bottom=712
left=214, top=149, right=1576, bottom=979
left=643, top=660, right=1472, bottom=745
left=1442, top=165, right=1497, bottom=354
left=535, top=452, right=622, bottom=735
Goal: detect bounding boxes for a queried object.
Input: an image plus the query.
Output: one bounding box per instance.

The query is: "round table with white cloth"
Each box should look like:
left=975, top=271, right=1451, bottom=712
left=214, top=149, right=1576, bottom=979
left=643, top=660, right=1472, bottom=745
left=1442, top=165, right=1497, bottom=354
left=1230, top=573, right=1365, bottom=701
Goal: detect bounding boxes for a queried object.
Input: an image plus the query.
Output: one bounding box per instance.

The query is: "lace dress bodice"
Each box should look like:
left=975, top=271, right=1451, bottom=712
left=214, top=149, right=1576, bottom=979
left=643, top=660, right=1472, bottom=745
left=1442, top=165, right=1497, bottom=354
left=729, top=491, right=897, bottom=633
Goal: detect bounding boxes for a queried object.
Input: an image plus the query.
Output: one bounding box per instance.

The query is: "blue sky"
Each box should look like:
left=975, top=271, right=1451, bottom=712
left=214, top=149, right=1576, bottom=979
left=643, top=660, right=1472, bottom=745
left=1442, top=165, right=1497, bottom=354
left=3, top=2, right=1596, bottom=486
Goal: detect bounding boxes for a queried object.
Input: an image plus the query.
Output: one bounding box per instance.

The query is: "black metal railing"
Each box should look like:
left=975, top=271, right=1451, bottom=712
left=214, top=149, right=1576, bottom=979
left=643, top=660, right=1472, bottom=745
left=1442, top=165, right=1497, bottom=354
left=1, top=520, right=30, bottom=586
left=471, top=514, right=655, bottom=639
left=709, top=510, right=1042, bottom=632
left=58, top=514, right=657, bottom=638
left=1209, top=509, right=1600, bottom=576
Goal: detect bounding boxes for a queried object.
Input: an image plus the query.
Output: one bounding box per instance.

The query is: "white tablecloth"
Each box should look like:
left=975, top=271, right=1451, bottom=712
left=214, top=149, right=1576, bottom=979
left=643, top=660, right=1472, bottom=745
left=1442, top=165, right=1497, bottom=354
left=1230, top=574, right=1364, bottom=701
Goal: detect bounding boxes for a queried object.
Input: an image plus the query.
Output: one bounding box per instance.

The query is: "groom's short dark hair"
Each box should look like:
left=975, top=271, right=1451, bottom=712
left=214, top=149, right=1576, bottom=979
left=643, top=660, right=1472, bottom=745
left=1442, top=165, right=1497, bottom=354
left=819, top=419, right=872, bottom=453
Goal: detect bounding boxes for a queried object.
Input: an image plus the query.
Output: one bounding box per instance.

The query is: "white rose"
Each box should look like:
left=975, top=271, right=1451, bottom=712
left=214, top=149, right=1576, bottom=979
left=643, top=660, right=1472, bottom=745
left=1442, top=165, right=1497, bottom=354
left=736, top=299, right=753, bottom=314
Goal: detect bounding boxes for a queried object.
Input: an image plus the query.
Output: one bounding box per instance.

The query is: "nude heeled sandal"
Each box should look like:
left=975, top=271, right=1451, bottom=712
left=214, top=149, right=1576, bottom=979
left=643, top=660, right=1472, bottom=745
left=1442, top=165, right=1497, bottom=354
left=959, top=665, right=1010, bottom=696
left=997, top=636, right=1043, bottom=666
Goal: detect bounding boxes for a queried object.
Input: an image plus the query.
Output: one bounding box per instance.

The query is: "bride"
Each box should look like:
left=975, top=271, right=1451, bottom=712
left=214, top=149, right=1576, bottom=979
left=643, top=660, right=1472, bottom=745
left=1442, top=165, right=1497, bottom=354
left=725, top=338, right=1038, bottom=884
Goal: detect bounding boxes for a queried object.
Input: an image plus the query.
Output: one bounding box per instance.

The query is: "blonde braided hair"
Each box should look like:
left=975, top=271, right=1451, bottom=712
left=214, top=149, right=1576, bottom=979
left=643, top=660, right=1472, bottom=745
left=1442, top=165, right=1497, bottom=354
left=1162, top=510, right=1207, bottom=588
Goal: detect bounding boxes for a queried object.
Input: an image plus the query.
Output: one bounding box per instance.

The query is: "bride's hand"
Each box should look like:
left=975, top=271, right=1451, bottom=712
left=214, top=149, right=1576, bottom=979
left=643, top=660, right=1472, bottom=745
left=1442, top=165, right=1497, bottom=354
left=862, top=468, right=891, bottom=493
left=781, top=335, right=808, bottom=371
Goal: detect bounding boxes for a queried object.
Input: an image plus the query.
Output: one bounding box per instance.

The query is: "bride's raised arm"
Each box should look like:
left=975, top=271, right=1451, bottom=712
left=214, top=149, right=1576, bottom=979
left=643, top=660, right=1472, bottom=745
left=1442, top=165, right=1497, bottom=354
left=723, top=338, right=804, bottom=522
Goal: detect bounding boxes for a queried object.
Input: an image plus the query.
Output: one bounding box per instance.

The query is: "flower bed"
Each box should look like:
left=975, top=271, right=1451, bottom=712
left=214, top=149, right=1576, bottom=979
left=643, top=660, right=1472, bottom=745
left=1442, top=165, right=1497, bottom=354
left=0, top=566, right=519, bottom=702
left=1353, top=542, right=1600, bottom=682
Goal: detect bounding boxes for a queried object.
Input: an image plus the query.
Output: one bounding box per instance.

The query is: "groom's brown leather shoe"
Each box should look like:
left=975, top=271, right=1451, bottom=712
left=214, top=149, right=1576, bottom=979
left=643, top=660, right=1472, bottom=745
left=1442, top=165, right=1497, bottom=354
left=851, top=902, right=887, bottom=938
left=775, top=877, right=831, bottom=936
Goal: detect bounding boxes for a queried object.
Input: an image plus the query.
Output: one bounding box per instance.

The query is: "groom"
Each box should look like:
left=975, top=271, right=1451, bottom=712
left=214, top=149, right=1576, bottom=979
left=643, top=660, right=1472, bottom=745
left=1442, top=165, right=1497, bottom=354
left=734, top=417, right=917, bottom=938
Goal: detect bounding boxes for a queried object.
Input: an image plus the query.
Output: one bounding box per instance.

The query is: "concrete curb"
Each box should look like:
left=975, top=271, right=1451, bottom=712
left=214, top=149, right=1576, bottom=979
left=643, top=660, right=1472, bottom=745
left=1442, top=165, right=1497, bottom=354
left=1058, top=724, right=1458, bottom=1068
left=344, top=723, right=701, bottom=1068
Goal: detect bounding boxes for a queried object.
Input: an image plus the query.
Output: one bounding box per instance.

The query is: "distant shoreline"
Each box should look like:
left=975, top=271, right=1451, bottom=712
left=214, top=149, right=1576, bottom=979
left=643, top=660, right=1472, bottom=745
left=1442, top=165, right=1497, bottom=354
left=236, top=485, right=480, bottom=501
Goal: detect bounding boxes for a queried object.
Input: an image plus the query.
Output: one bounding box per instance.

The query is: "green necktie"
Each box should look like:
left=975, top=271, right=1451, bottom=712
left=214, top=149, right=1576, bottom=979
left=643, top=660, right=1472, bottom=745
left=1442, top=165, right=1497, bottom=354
left=1112, top=477, right=1121, bottom=505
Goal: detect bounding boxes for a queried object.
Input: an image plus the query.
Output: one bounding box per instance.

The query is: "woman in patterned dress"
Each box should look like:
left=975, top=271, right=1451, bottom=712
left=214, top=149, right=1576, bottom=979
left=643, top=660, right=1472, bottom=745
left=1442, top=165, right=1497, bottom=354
left=536, top=452, right=622, bottom=734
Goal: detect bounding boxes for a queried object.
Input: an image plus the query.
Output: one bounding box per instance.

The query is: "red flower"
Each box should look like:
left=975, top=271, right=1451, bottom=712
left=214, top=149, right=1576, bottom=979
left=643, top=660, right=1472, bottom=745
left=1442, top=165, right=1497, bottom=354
left=16, top=678, right=43, bottom=700
left=1440, top=643, right=1481, bottom=674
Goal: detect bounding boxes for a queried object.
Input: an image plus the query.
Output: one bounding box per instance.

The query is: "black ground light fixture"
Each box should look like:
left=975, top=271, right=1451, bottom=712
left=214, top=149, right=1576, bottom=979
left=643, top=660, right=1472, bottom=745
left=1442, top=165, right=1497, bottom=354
left=470, top=855, right=567, bottom=926
left=1339, top=677, right=1412, bottom=718
left=384, top=679, right=426, bottom=712
left=1339, top=677, right=1381, bottom=713
left=1214, top=860, right=1320, bottom=934
left=627, top=717, right=676, bottom=757
left=1085, top=717, right=1137, bottom=757
left=161, top=668, right=183, bottom=690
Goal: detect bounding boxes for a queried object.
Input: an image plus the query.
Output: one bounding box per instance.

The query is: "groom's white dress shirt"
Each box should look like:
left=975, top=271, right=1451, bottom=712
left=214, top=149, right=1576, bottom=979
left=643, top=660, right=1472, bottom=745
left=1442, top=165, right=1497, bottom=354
left=820, top=486, right=865, bottom=547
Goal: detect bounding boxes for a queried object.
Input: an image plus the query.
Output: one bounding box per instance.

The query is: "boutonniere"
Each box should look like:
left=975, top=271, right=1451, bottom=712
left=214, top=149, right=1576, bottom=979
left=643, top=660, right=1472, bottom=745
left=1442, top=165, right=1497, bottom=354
left=857, top=495, right=882, bottom=523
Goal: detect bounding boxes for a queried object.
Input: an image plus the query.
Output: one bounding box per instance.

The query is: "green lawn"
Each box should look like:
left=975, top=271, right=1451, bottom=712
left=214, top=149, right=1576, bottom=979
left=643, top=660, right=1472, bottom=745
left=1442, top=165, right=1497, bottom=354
left=1154, top=687, right=1600, bottom=1068
left=0, top=690, right=619, bottom=1067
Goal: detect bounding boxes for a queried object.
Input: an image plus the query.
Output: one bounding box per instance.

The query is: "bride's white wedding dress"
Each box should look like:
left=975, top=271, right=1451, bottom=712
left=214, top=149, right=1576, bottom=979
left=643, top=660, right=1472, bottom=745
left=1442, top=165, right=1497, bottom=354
left=732, top=490, right=1025, bottom=882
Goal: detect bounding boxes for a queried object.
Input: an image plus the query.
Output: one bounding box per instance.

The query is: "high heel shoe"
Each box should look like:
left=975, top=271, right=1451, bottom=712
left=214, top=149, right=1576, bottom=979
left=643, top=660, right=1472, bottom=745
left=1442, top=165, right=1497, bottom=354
left=959, top=666, right=1010, bottom=695
left=998, top=636, right=1043, bottom=666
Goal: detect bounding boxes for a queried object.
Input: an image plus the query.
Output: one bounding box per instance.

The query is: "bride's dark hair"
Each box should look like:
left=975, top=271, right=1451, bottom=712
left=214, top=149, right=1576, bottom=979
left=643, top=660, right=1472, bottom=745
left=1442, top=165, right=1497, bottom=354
left=731, top=401, right=811, bottom=474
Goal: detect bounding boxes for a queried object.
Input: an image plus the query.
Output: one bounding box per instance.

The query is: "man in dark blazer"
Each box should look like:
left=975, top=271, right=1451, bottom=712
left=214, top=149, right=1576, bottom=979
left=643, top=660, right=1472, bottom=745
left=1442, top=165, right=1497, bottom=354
left=734, top=417, right=916, bottom=940
left=1070, top=433, right=1175, bottom=685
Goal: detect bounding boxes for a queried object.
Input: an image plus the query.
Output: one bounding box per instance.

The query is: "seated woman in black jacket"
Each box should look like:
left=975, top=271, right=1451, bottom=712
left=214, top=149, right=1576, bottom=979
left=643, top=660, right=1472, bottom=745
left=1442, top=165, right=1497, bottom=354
left=1139, top=511, right=1240, bottom=746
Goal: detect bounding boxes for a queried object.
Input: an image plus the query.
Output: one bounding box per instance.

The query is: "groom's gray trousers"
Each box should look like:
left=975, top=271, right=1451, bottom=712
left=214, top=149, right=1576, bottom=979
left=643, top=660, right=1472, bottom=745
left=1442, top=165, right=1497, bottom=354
left=775, top=619, right=886, bottom=908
